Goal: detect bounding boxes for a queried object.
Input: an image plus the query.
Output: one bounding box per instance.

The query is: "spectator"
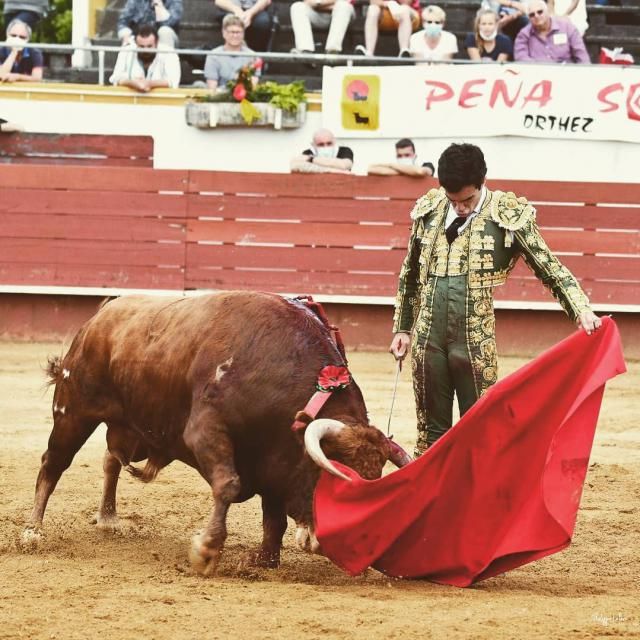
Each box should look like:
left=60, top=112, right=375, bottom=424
left=289, top=0, right=355, bottom=54
left=213, top=0, right=273, bottom=52
left=409, top=5, right=458, bottom=61
left=481, top=0, right=528, bottom=41
left=548, top=0, right=588, bottom=36
left=117, top=0, right=182, bottom=48
left=514, top=0, right=590, bottom=63
left=290, top=128, right=354, bottom=174
left=465, top=9, right=513, bottom=61
left=2, top=0, right=47, bottom=31
left=0, top=19, right=43, bottom=83
left=367, top=138, right=435, bottom=177
left=204, top=15, right=261, bottom=91
left=354, top=0, right=421, bottom=57
left=110, top=24, right=181, bottom=91
left=0, top=116, right=23, bottom=132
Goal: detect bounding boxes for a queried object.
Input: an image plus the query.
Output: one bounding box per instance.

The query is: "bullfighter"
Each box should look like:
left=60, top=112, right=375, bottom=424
left=389, top=143, right=601, bottom=456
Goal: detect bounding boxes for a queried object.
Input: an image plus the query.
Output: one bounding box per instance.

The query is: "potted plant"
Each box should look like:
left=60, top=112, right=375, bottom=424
left=185, top=58, right=307, bottom=129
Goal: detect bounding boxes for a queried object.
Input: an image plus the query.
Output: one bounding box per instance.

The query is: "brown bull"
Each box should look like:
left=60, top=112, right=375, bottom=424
left=23, top=291, right=410, bottom=574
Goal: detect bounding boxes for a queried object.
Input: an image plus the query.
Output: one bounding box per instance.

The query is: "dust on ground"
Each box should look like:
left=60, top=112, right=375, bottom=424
left=0, top=341, right=638, bottom=640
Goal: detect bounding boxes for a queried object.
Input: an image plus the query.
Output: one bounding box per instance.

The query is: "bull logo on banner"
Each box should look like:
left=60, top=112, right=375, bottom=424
left=341, top=75, right=380, bottom=131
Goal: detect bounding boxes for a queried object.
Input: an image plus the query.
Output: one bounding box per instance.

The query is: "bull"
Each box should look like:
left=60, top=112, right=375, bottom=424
left=23, top=291, right=411, bottom=574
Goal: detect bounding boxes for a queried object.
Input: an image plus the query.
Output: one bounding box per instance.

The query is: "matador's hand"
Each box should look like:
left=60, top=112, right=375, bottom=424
left=389, top=332, right=411, bottom=368
left=577, top=310, right=602, bottom=335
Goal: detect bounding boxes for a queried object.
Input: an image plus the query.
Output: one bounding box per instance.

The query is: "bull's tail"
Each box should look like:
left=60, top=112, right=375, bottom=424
left=45, top=356, right=63, bottom=387
left=125, top=456, right=165, bottom=483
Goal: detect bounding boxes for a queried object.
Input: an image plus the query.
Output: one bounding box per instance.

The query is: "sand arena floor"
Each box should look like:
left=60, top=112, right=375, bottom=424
left=0, top=340, right=639, bottom=640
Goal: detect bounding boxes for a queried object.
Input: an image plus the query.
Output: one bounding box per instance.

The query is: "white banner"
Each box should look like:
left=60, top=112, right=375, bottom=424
left=322, top=63, right=640, bottom=143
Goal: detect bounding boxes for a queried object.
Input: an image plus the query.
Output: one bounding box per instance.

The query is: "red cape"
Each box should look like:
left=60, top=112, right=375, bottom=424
left=314, top=317, right=626, bottom=586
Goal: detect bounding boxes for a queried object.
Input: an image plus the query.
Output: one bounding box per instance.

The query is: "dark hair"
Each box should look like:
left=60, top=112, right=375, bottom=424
left=395, top=138, right=415, bottom=152
left=437, top=143, right=487, bottom=192
left=136, top=24, right=158, bottom=39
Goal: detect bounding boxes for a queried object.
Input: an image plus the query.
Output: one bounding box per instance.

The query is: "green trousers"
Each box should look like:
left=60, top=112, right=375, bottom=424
left=412, top=274, right=480, bottom=454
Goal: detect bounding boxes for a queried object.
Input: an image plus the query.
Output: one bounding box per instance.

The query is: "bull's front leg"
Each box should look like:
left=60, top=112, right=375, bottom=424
left=184, top=407, right=241, bottom=577
left=244, top=496, right=287, bottom=569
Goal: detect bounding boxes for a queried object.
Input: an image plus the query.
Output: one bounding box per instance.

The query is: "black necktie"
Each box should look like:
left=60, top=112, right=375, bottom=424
left=446, top=216, right=467, bottom=245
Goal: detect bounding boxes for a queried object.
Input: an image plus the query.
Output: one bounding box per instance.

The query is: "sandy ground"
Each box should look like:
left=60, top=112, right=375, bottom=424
left=0, top=339, right=639, bottom=640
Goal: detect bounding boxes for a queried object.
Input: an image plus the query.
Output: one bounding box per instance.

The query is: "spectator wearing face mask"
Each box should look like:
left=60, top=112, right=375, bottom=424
left=409, top=5, right=458, bottom=61
left=465, top=9, right=513, bottom=61
left=109, top=24, right=181, bottom=92
left=290, top=128, right=354, bottom=174
left=0, top=19, right=43, bottom=82
left=367, top=138, right=435, bottom=177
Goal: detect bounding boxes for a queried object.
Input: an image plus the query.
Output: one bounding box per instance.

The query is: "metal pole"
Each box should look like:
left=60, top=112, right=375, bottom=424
left=98, top=49, right=105, bottom=85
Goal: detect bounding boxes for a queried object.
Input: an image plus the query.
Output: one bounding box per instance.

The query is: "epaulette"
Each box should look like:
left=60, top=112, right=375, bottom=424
left=410, top=188, right=447, bottom=220
left=490, top=190, right=536, bottom=231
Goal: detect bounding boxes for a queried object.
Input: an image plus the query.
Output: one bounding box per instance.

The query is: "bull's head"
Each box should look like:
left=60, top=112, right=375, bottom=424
left=292, top=418, right=411, bottom=553
left=304, top=418, right=412, bottom=482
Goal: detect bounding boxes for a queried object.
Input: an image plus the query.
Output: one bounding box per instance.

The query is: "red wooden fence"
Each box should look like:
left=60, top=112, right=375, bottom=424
left=0, top=133, right=154, bottom=167
left=1, top=164, right=639, bottom=309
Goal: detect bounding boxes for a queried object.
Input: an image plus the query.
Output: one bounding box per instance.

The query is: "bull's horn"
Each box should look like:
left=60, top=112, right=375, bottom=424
left=388, top=438, right=413, bottom=468
left=304, top=419, right=352, bottom=483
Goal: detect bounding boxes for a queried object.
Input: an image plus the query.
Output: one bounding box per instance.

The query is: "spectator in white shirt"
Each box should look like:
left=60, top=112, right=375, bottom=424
left=409, top=5, right=458, bottom=61
left=110, top=24, right=181, bottom=92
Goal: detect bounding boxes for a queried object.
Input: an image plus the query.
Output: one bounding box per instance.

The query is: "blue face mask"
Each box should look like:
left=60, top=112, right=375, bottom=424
left=423, top=23, right=443, bottom=37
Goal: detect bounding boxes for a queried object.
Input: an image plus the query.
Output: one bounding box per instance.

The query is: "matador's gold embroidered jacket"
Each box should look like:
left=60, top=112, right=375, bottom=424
left=392, top=187, right=592, bottom=397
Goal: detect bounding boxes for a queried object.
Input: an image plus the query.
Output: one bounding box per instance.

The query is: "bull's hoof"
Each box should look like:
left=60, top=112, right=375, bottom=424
left=19, top=526, right=43, bottom=552
left=189, top=531, right=221, bottom=577
left=294, top=524, right=311, bottom=551
left=92, top=512, right=121, bottom=532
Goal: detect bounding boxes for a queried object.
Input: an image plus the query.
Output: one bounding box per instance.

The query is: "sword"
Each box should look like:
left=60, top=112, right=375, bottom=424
left=386, top=359, right=402, bottom=437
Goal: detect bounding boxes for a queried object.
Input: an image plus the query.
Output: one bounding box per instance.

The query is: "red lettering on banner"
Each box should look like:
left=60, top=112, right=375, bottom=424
left=626, top=83, right=640, bottom=121
left=458, top=79, right=486, bottom=108
left=522, top=81, right=552, bottom=108
left=597, top=83, right=624, bottom=112
left=424, top=81, right=455, bottom=110
left=489, top=80, right=522, bottom=108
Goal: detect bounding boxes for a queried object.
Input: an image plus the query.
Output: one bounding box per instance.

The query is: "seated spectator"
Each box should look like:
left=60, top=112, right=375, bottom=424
left=0, top=19, right=43, bottom=83
left=290, top=128, right=354, bottom=174
left=117, top=0, right=182, bottom=48
left=110, top=24, right=181, bottom=92
left=213, top=0, right=273, bottom=52
left=355, top=0, right=421, bottom=57
left=3, top=0, right=47, bottom=30
left=0, top=116, right=24, bottom=132
left=409, top=5, right=458, bottom=61
left=367, top=138, right=435, bottom=177
left=289, top=0, right=355, bottom=54
left=514, top=0, right=590, bottom=63
left=548, top=0, right=588, bottom=36
left=480, top=0, right=528, bottom=41
left=204, top=15, right=261, bottom=91
left=465, top=9, right=513, bottom=61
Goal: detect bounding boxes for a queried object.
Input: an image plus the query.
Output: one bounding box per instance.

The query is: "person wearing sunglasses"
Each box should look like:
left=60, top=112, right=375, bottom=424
left=408, top=5, right=458, bottom=61
left=389, top=143, right=601, bottom=456
left=290, top=128, right=354, bottom=174
left=514, top=0, right=590, bottom=63
left=0, top=19, right=43, bottom=83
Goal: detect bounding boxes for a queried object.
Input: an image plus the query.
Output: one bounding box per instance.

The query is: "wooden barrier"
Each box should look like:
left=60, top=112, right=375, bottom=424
left=1, top=164, right=639, bottom=310
left=0, top=133, right=154, bottom=167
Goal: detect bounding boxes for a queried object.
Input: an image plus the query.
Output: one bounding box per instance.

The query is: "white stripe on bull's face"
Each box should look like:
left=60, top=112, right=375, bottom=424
left=214, top=357, right=233, bottom=383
